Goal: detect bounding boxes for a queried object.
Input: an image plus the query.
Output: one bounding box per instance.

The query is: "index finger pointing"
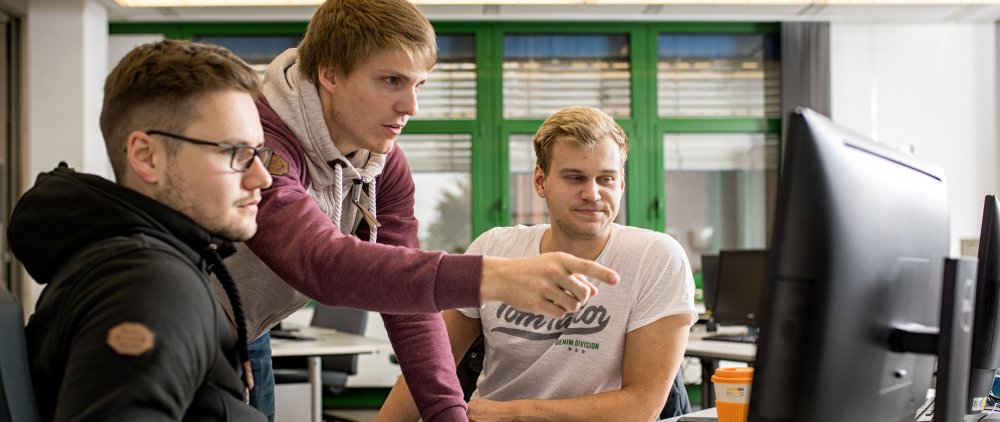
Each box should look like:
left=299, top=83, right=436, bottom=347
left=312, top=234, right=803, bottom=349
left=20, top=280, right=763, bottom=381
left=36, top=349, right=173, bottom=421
left=561, top=255, right=620, bottom=286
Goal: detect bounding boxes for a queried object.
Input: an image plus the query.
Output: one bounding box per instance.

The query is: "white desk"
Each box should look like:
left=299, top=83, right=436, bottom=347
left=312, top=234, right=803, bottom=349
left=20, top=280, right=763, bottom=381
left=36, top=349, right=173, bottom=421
left=661, top=405, right=1000, bottom=421
left=270, top=327, right=392, bottom=422
left=685, top=326, right=756, bottom=409
left=686, top=336, right=756, bottom=362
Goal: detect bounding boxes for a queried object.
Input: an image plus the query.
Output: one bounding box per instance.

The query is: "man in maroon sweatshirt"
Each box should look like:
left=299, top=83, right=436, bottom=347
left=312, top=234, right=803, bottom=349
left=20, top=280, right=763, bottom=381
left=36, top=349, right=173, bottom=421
left=219, top=1, right=620, bottom=421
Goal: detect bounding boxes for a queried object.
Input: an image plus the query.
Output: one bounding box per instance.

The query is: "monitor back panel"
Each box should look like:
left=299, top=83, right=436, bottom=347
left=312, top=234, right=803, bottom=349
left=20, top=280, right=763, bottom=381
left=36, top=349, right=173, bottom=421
left=713, top=250, right=768, bottom=327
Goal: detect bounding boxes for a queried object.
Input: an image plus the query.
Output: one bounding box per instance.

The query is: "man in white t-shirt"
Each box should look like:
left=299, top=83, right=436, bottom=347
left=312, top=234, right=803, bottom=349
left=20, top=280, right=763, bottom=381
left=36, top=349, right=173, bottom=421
left=378, top=106, right=697, bottom=421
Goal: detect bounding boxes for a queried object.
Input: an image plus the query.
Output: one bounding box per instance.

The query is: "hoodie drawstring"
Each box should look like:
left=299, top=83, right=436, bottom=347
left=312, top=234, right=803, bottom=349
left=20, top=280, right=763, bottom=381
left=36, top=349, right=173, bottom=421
left=204, top=245, right=254, bottom=402
left=331, top=161, right=379, bottom=243
left=367, top=178, right=377, bottom=243
left=332, top=162, right=344, bottom=225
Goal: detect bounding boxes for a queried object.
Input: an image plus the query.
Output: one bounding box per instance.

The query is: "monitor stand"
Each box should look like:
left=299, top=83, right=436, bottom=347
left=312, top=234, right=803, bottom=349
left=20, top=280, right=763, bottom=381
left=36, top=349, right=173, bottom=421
left=891, top=258, right=977, bottom=422
left=696, top=316, right=718, bottom=332
left=901, top=258, right=978, bottom=422
left=936, top=258, right=977, bottom=422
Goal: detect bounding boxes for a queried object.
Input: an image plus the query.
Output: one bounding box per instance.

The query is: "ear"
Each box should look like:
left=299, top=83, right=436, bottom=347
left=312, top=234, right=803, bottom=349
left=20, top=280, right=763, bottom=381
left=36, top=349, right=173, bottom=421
left=125, top=130, right=162, bottom=185
left=316, top=66, right=339, bottom=95
left=533, top=165, right=546, bottom=198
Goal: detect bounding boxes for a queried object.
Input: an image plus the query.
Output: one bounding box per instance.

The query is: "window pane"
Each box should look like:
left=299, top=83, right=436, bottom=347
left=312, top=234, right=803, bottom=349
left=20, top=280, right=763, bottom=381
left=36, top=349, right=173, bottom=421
left=509, top=134, right=626, bottom=226
left=504, top=34, right=631, bottom=119
left=509, top=134, right=547, bottom=225
left=193, top=35, right=301, bottom=76
left=658, top=34, right=780, bottom=117
left=193, top=33, right=477, bottom=120
left=418, top=34, right=477, bottom=120
left=663, top=133, right=778, bottom=267
left=397, top=134, right=472, bottom=252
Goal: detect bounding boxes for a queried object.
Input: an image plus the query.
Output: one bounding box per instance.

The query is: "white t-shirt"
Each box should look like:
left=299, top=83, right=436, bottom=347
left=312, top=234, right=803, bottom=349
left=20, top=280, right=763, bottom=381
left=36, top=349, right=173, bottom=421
left=459, top=223, right=696, bottom=401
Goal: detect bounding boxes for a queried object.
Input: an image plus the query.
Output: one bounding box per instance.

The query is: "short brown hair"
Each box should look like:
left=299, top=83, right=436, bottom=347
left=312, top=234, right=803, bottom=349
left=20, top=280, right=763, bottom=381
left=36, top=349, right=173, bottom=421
left=297, top=0, right=437, bottom=84
left=533, top=106, right=629, bottom=175
left=99, top=39, right=260, bottom=182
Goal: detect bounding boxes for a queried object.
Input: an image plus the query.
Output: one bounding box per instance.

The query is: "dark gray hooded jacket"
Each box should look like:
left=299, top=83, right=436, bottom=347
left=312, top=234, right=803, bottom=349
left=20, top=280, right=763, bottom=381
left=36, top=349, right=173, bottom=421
left=10, top=164, right=264, bottom=422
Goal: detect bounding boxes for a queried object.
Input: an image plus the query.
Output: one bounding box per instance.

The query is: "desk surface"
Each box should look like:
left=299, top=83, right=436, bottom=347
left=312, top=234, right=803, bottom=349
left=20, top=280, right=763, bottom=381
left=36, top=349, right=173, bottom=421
left=686, top=325, right=756, bottom=362
left=661, top=407, right=717, bottom=421
left=270, top=326, right=392, bottom=358
left=661, top=407, right=1000, bottom=421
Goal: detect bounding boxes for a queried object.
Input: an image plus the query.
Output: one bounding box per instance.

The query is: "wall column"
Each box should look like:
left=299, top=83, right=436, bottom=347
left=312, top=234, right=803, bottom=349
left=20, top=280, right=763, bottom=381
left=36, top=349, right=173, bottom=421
left=21, top=0, right=108, bottom=312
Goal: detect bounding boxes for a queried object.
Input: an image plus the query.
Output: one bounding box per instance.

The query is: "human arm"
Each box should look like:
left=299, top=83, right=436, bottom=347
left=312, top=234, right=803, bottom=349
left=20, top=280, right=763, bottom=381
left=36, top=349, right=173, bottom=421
left=248, top=171, right=614, bottom=317
left=467, top=313, right=692, bottom=422
left=247, top=106, right=617, bottom=317
left=379, top=310, right=485, bottom=422
left=481, top=254, right=613, bottom=317
left=366, top=145, right=468, bottom=421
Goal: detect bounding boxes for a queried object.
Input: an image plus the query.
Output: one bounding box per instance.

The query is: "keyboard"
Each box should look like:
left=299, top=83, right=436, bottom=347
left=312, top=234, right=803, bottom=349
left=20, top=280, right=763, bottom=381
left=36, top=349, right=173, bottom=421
left=703, top=333, right=758, bottom=344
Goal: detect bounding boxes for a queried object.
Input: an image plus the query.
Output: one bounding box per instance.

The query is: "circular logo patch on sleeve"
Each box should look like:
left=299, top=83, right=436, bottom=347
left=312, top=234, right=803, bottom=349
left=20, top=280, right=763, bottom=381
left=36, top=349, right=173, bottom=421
left=267, top=154, right=289, bottom=176
left=107, top=322, right=155, bottom=356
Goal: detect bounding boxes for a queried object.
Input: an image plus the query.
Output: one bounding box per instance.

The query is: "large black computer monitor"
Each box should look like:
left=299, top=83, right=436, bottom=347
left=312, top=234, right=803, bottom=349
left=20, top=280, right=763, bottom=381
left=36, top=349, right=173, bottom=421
left=967, top=195, right=1000, bottom=412
left=713, top=250, right=768, bottom=328
left=748, top=108, right=950, bottom=422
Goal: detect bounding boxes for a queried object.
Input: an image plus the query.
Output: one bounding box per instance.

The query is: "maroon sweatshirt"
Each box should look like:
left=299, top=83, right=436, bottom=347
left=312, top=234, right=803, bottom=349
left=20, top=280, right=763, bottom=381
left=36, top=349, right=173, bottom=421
left=246, top=97, right=481, bottom=421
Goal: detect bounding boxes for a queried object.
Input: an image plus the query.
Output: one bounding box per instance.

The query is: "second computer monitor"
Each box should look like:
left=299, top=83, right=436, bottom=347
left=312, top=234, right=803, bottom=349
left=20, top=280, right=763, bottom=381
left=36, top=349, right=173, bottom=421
left=713, top=249, right=768, bottom=327
left=968, top=194, right=1000, bottom=412
left=701, top=254, right=720, bottom=315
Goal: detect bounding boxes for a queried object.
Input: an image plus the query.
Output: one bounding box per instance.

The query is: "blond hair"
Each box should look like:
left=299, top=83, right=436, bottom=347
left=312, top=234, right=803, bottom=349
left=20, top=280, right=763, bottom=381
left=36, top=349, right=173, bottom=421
left=533, top=106, right=629, bottom=174
left=99, top=39, right=259, bottom=182
left=298, top=0, right=437, bottom=84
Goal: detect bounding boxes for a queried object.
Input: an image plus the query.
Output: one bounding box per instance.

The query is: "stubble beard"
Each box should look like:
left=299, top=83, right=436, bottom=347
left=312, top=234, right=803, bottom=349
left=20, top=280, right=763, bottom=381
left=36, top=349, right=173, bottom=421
left=547, top=198, right=611, bottom=241
left=155, top=171, right=255, bottom=242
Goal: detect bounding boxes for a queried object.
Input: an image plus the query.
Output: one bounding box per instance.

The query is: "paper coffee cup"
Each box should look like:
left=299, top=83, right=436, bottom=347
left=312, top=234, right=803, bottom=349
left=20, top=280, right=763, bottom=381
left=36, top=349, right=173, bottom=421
left=712, top=367, right=754, bottom=422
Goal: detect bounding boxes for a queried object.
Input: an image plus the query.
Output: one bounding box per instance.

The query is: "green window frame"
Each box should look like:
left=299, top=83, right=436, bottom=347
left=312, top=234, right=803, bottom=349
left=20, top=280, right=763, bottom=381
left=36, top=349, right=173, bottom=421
left=110, top=20, right=781, bottom=240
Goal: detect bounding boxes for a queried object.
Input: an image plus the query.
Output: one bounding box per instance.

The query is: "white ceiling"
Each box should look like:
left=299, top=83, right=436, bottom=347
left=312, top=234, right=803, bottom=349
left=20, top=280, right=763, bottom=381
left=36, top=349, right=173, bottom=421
left=99, top=1, right=1000, bottom=23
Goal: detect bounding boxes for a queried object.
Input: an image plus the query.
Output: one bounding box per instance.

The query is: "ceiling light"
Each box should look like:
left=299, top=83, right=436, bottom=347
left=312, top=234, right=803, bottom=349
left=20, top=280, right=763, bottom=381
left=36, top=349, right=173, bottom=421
left=115, top=0, right=322, bottom=6
left=113, top=0, right=579, bottom=5
left=114, top=0, right=1000, bottom=6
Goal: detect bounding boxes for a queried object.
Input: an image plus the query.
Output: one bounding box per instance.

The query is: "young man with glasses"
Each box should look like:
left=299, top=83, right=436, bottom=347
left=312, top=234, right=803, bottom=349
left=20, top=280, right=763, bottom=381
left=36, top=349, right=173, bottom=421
left=379, top=107, right=697, bottom=422
left=9, top=40, right=272, bottom=420
left=225, top=0, right=619, bottom=420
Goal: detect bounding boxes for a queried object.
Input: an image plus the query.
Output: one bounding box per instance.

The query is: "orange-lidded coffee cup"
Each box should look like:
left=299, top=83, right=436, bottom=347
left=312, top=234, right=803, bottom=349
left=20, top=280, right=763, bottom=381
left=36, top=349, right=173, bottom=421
left=712, top=367, right=754, bottom=422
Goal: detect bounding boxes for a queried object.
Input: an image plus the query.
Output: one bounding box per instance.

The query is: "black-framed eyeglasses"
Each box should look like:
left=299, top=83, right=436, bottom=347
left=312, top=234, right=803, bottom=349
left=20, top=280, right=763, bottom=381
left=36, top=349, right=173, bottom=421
left=146, top=130, right=274, bottom=172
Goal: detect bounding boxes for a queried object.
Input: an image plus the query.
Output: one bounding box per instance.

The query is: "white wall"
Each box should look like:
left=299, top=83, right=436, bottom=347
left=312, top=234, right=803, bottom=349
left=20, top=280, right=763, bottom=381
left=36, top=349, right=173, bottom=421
left=109, top=34, right=164, bottom=72
left=21, top=0, right=109, bottom=312
left=830, top=22, right=998, bottom=255
left=25, top=0, right=108, bottom=183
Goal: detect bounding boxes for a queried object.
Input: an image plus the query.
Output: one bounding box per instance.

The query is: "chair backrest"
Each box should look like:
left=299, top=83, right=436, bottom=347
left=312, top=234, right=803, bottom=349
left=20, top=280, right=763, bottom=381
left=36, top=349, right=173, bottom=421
left=310, top=306, right=367, bottom=375
left=0, top=288, right=40, bottom=422
left=310, top=305, right=367, bottom=335
left=456, top=334, right=485, bottom=401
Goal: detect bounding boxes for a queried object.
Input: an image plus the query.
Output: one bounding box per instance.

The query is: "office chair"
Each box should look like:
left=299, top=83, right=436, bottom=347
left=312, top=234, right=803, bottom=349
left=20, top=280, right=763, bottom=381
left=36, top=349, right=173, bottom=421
left=0, top=287, right=41, bottom=422
left=456, top=335, right=485, bottom=401
left=273, top=305, right=367, bottom=421
left=659, top=371, right=692, bottom=418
